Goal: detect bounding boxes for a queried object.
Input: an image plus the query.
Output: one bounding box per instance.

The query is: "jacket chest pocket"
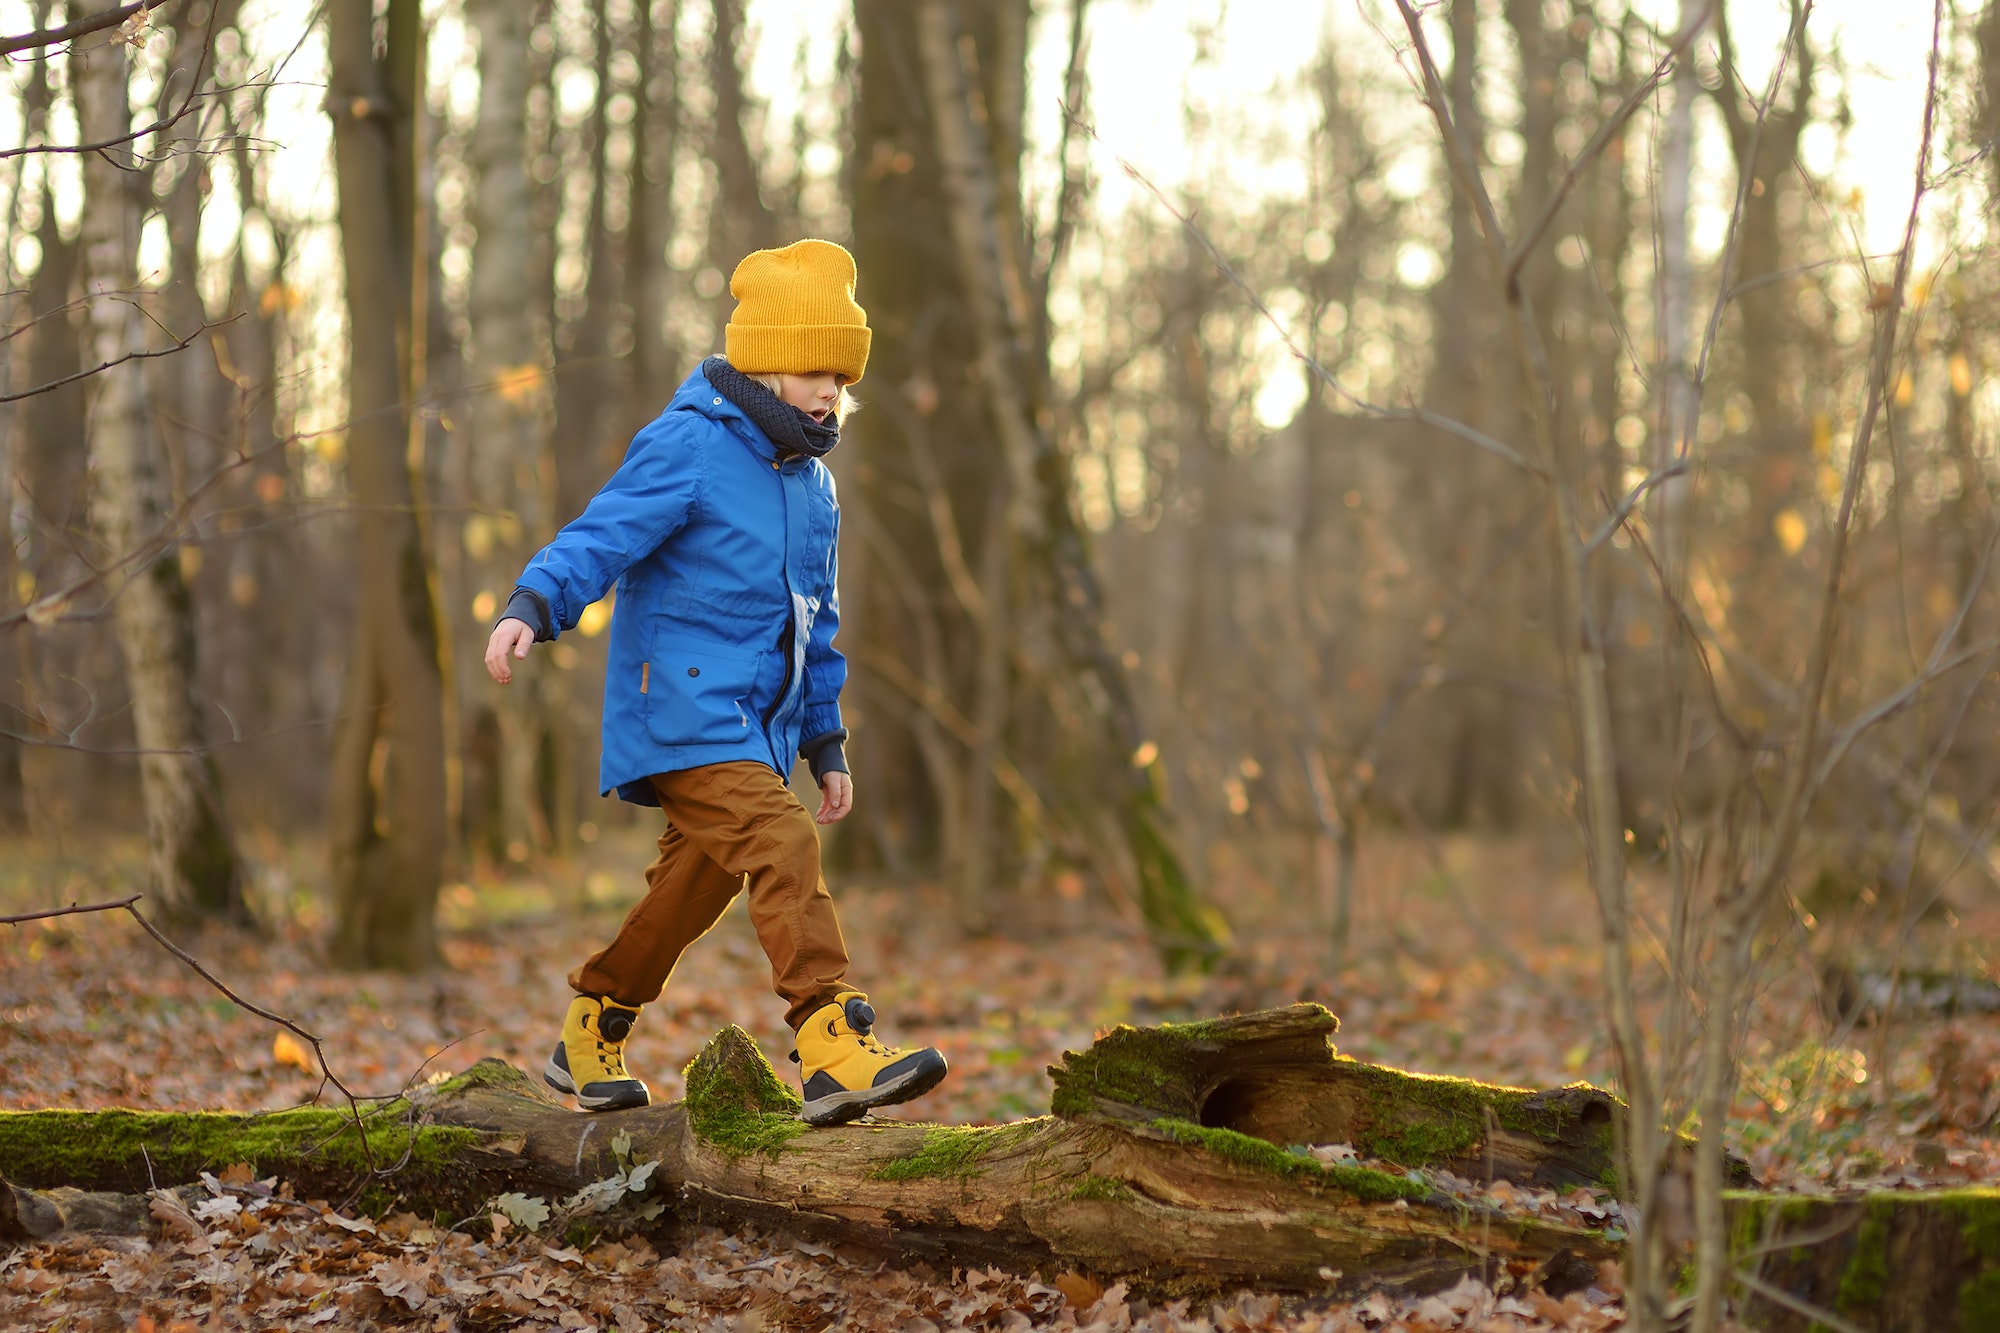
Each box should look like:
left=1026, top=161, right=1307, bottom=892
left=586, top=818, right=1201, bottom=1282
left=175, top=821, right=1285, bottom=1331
left=646, top=635, right=761, bottom=746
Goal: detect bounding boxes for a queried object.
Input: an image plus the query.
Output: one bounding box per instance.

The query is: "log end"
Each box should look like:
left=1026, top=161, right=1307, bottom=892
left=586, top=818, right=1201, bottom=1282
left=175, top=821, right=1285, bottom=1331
left=1045, top=1005, right=1648, bottom=1193
left=1047, top=1002, right=1340, bottom=1123
left=682, top=1025, right=808, bottom=1160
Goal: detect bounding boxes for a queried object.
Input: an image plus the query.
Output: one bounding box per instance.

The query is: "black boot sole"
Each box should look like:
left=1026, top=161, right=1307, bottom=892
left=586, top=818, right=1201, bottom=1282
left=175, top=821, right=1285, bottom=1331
left=799, top=1050, right=949, bottom=1127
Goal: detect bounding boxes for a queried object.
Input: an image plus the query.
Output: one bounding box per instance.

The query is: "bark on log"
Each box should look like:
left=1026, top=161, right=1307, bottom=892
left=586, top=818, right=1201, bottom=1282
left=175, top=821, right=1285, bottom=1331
left=1, top=1004, right=1991, bottom=1316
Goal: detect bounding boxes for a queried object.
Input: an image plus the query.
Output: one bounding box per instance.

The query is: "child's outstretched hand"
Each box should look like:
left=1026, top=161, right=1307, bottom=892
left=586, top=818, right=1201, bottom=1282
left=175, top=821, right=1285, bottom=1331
left=485, top=618, right=536, bottom=684
left=815, top=771, right=852, bottom=825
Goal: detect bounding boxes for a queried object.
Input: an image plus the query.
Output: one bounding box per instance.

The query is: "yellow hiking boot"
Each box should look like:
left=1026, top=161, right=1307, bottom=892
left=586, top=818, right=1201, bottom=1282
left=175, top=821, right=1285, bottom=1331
left=544, top=995, right=650, bottom=1112
left=791, top=990, right=948, bottom=1127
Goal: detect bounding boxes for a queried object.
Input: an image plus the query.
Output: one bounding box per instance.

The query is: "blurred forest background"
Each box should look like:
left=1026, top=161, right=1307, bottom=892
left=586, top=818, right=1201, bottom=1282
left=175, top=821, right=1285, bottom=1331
left=2, top=0, right=1990, bottom=954
left=4, top=0, right=2000, bottom=1284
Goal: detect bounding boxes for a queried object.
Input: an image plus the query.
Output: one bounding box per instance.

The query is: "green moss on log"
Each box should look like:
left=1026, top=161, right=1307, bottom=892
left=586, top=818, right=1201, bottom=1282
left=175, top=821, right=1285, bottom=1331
left=0, top=1102, right=479, bottom=1194
left=869, top=1119, right=1045, bottom=1182
left=682, top=1025, right=807, bottom=1160
left=1836, top=1200, right=1892, bottom=1313
left=1338, top=1061, right=1614, bottom=1167
left=1950, top=1190, right=2000, bottom=1326
left=426, top=1058, right=538, bottom=1098
left=1149, top=1119, right=1425, bottom=1203
left=1070, top=1174, right=1139, bottom=1203
left=1050, top=1013, right=1303, bottom=1121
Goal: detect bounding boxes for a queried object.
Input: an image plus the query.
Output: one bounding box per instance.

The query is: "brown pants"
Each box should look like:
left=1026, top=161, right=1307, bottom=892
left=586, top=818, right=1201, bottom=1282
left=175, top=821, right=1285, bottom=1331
left=567, top=762, right=851, bottom=1030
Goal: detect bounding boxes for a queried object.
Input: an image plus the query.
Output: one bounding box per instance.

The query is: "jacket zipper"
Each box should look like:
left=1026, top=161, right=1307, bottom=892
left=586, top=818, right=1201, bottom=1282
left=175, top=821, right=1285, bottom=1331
left=761, top=616, right=795, bottom=733
left=761, top=456, right=799, bottom=766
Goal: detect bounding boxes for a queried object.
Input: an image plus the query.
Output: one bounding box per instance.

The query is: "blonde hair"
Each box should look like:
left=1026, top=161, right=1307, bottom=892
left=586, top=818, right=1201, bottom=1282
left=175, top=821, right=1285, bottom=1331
left=747, top=371, right=860, bottom=422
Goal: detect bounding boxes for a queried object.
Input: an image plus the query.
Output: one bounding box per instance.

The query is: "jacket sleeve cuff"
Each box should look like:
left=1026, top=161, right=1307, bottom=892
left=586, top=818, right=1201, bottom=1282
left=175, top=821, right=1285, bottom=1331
left=801, top=728, right=850, bottom=782
left=499, top=586, right=555, bottom=642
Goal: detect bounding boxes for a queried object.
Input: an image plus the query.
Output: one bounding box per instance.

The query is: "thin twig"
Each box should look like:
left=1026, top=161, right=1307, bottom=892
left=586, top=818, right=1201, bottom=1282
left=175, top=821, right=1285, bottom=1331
left=1504, top=5, right=1716, bottom=290
left=0, top=894, right=140, bottom=926
left=7, top=886, right=382, bottom=1175
left=0, top=311, right=241, bottom=403
left=851, top=641, right=1056, bottom=836
left=1688, top=5, right=1940, bottom=1329
left=1730, top=1210, right=1859, bottom=1263
left=1812, top=639, right=2000, bottom=795
left=1584, top=459, right=1690, bottom=556
left=1732, top=1269, right=1870, bottom=1333
left=114, top=900, right=379, bottom=1174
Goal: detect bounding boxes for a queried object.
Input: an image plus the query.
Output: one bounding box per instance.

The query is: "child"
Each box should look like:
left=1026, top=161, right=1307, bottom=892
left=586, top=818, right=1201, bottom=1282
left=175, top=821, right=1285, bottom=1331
left=483, top=239, right=946, bottom=1126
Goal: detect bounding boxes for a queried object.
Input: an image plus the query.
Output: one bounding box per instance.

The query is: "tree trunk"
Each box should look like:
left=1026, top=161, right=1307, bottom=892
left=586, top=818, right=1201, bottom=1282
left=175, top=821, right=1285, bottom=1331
left=848, top=0, right=1223, bottom=967
left=324, top=0, right=448, bottom=970
left=706, top=0, right=780, bottom=272
left=11, top=176, right=87, bottom=844
left=625, top=0, right=682, bottom=436
left=466, top=0, right=559, bottom=863
left=74, top=14, right=247, bottom=925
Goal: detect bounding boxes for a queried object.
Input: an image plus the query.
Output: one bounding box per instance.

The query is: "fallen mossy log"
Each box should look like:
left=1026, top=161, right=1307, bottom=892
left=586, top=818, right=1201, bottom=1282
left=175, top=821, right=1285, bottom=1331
left=4, top=1001, right=1982, bottom=1314
left=0, top=1005, right=1616, bottom=1293
left=1724, top=1189, right=2000, bottom=1332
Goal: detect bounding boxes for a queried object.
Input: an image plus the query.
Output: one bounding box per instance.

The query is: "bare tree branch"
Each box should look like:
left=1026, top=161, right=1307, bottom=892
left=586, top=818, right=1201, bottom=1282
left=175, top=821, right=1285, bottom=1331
left=0, top=309, right=239, bottom=403
left=1504, top=6, right=1716, bottom=290
left=2, top=433, right=285, bottom=636
left=0, top=0, right=177, bottom=58
left=0, top=894, right=140, bottom=926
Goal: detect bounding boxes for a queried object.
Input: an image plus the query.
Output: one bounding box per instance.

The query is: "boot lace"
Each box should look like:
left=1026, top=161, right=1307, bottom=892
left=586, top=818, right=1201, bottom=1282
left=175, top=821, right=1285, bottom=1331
left=855, top=1031, right=897, bottom=1059
left=592, top=1019, right=631, bottom=1078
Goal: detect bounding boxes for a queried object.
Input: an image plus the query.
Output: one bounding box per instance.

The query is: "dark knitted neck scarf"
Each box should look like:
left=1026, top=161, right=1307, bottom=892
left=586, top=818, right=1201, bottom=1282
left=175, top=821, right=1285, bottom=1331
left=702, top=356, right=841, bottom=459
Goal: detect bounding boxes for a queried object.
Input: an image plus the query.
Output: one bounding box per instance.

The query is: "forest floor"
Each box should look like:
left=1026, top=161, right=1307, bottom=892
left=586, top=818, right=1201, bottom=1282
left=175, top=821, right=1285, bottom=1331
left=3, top=823, right=1997, bottom=1331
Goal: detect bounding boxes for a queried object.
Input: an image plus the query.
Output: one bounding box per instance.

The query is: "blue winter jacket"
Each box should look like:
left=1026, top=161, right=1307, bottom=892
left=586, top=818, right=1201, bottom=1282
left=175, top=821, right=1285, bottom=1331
left=513, top=365, right=846, bottom=806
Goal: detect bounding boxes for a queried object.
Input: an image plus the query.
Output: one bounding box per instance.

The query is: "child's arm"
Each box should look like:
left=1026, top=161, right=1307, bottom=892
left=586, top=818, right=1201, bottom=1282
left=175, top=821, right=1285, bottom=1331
left=482, top=415, right=704, bottom=685
left=801, top=503, right=851, bottom=821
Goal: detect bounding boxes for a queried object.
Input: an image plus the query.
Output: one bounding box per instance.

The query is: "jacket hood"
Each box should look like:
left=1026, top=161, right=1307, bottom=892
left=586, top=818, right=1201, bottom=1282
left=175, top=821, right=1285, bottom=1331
left=668, top=365, right=784, bottom=463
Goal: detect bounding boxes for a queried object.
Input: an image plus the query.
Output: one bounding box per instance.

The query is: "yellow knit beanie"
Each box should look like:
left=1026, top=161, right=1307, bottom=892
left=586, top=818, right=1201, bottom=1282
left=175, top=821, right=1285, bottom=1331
left=724, top=239, right=872, bottom=386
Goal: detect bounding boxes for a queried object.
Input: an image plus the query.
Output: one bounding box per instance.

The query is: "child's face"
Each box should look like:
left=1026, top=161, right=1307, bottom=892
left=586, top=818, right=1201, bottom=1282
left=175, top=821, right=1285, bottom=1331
left=775, top=372, right=844, bottom=423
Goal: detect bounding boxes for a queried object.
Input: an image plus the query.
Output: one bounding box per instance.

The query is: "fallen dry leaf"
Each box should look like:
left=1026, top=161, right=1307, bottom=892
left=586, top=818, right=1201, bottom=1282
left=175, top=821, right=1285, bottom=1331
left=1054, top=1270, right=1104, bottom=1307
left=271, top=1030, right=316, bottom=1073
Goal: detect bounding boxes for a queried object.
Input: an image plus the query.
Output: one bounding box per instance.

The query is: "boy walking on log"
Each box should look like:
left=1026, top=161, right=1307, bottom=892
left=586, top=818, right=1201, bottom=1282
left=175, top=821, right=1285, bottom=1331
left=483, top=239, right=947, bottom=1124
